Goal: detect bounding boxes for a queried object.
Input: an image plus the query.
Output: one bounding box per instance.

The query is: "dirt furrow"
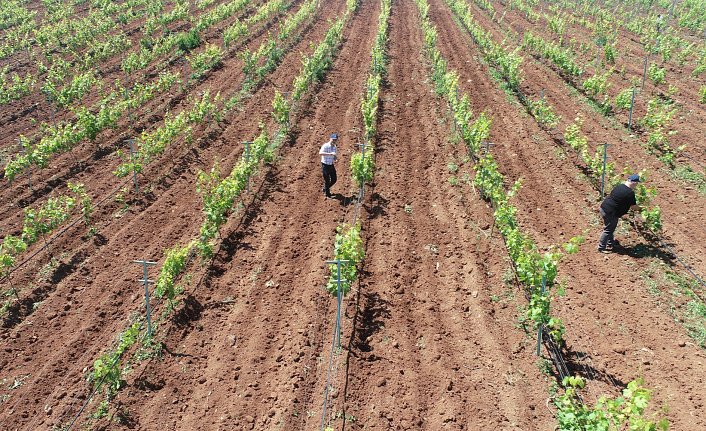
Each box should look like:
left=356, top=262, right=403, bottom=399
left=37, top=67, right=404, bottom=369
left=340, top=0, right=553, bottom=429
left=90, top=0, right=383, bottom=429
left=0, top=0, right=353, bottom=428
left=424, top=0, right=706, bottom=427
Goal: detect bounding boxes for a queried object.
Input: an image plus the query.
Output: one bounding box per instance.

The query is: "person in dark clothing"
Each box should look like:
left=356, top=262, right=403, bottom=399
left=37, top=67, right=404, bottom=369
left=319, top=133, right=338, bottom=198
left=597, top=174, right=642, bottom=253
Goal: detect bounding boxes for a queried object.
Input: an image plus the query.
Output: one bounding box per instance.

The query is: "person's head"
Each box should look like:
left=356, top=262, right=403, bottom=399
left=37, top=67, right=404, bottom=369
left=330, top=133, right=338, bottom=144
left=625, top=173, right=640, bottom=189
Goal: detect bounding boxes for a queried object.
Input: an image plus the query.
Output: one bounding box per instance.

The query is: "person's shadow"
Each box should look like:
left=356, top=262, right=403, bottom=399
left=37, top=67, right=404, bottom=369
left=329, top=192, right=356, bottom=207
left=612, top=242, right=675, bottom=262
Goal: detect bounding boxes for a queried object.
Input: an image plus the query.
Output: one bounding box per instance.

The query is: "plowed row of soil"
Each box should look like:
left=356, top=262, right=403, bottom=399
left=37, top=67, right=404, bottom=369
left=342, top=0, right=553, bottom=428
left=426, top=0, right=706, bottom=428
left=1, top=0, right=705, bottom=430
left=462, top=0, right=706, bottom=277
left=0, top=0, right=314, bottom=309
left=0, top=0, right=353, bottom=428
left=0, top=0, right=237, bottom=142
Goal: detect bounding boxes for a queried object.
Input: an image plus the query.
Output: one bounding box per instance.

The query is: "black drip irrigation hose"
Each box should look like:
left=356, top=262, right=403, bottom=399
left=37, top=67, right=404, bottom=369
left=680, top=151, right=706, bottom=171
left=656, top=238, right=706, bottom=290
left=64, top=339, right=126, bottom=431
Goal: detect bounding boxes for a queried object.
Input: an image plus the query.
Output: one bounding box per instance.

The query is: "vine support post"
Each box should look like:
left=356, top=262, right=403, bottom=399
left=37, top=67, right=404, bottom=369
left=17, top=138, right=32, bottom=193
left=8, top=277, right=20, bottom=301
left=126, top=88, right=134, bottom=131
left=181, top=58, right=189, bottom=91
left=282, top=91, right=291, bottom=130
left=46, top=93, right=55, bottom=125
left=536, top=274, right=546, bottom=356
left=326, top=258, right=350, bottom=349
left=641, top=54, right=649, bottom=90
left=600, top=143, right=610, bottom=199
left=242, top=141, right=252, bottom=192
left=125, top=139, right=139, bottom=194
left=320, top=258, right=350, bottom=431
left=627, top=88, right=636, bottom=131
left=133, top=260, right=157, bottom=337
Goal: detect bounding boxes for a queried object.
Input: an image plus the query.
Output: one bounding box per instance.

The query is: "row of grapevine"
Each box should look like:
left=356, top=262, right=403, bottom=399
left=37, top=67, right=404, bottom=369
left=350, top=0, right=390, bottom=189
left=418, top=0, right=569, bottom=346
left=2, top=0, right=160, bottom=111
left=414, top=0, right=669, bottom=428
left=326, top=0, right=391, bottom=297
left=122, top=0, right=251, bottom=75
left=114, top=90, right=220, bottom=178
left=499, top=0, right=706, bottom=185
left=3, top=0, right=322, bottom=320
left=82, top=1, right=361, bottom=419
left=0, top=0, right=311, bottom=322
left=116, top=0, right=323, bottom=180
left=0, top=0, right=152, bottom=60
left=4, top=71, right=180, bottom=181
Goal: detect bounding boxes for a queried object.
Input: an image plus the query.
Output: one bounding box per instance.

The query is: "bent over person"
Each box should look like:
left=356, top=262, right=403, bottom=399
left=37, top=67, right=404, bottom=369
left=597, top=174, right=641, bottom=253
left=319, top=133, right=338, bottom=198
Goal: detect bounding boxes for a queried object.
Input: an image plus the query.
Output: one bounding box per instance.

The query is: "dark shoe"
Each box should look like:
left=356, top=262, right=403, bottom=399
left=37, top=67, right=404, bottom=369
left=325, top=193, right=333, bottom=199
left=597, top=246, right=611, bottom=253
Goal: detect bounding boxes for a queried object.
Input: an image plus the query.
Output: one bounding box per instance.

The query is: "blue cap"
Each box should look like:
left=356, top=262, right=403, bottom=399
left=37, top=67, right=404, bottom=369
left=628, top=174, right=640, bottom=182
left=330, top=133, right=338, bottom=140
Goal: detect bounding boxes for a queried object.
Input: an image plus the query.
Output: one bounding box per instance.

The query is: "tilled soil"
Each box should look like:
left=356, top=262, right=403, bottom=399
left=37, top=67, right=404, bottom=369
left=340, top=0, right=553, bottom=428
left=1, top=1, right=705, bottom=430
left=426, top=0, right=706, bottom=428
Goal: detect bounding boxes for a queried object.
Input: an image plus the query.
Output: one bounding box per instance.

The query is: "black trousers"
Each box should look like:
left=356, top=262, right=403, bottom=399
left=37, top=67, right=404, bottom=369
left=598, top=208, right=619, bottom=249
left=321, top=163, right=337, bottom=195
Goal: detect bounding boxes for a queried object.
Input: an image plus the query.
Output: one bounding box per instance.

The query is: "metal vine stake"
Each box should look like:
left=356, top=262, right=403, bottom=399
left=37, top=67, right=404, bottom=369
left=133, top=260, right=156, bottom=337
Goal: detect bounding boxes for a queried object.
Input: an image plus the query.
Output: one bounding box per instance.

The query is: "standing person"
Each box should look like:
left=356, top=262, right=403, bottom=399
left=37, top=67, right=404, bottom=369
left=319, top=133, right=338, bottom=198
left=597, top=174, right=642, bottom=253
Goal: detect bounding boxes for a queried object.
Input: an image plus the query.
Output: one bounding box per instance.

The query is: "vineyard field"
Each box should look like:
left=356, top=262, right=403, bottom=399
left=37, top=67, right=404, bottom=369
left=1, top=0, right=705, bottom=430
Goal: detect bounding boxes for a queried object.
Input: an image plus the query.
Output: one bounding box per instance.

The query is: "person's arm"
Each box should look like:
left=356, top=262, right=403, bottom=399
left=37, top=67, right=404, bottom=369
left=629, top=193, right=639, bottom=212
left=319, top=144, right=335, bottom=156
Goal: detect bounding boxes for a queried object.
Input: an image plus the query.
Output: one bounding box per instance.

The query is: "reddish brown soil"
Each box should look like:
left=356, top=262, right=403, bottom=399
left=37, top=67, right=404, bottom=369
left=0, top=0, right=270, bottom=148
left=490, top=0, right=706, bottom=164
left=426, top=0, right=706, bottom=428
left=463, top=0, right=706, bottom=279
left=1, top=0, right=705, bottom=430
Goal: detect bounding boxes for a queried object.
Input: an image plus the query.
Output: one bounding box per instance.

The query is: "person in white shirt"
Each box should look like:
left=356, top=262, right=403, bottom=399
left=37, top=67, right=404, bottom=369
left=319, top=133, right=338, bottom=198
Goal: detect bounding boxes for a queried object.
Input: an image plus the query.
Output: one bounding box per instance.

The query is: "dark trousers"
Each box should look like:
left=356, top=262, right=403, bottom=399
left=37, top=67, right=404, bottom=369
left=598, top=208, right=619, bottom=249
left=321, top=163, right=337, bottom=196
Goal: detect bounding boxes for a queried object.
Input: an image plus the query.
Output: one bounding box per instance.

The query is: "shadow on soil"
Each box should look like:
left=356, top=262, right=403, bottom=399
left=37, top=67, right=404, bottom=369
left=611, top=242, right=675, bottom=262
left=341, top=272, right=391, bottom=430
left=208, top=168, right=280, bottom=278
left=562, top=346, right=627, bottom=389
left=172, top=294, right=203, bottom=329
left=365, top=192, right=389, bottom=219
left=2, top=251, right=87, bottom=329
